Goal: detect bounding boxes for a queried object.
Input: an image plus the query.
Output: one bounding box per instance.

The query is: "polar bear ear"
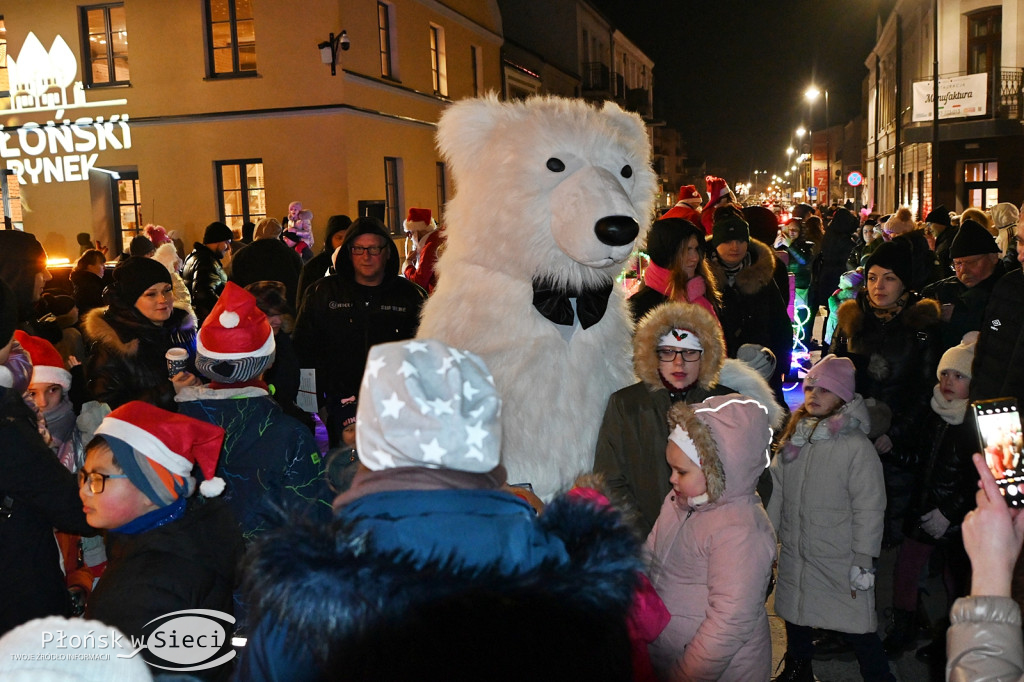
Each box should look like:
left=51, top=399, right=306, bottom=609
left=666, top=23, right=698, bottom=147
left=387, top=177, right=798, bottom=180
left=599, top=100, right=648, bottom=149
left=436, top=94, right=508, bottom=171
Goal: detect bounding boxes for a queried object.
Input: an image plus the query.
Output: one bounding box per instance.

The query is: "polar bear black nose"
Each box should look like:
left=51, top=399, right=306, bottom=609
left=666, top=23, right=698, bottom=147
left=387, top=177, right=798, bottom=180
left=594, top=216, right=639, bottom=246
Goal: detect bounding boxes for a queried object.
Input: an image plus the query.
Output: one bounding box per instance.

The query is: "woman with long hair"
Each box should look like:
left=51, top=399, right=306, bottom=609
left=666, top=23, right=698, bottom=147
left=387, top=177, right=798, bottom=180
left=628, top=218, right=720, bottom=323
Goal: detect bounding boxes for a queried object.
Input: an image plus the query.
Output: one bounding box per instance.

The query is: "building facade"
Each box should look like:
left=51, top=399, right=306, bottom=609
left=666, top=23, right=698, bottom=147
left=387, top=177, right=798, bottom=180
left=0, top=0, right=502, bottom=260
left=865, top=0, right=1024, bottom=217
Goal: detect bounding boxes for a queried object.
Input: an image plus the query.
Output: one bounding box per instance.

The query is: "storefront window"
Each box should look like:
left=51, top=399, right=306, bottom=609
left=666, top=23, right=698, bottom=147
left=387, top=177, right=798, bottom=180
left=206, top=0, right=257, bottom=77
left=80, top=4, right=130, bottom=86
left=216, top=160, right=265, bottom=230
left=1, top=170, right=22, bottom=229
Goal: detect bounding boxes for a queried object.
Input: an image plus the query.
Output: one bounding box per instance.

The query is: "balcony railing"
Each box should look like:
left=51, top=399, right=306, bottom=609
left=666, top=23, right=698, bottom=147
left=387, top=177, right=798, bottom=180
left=581, top=62, right=609, bottom=92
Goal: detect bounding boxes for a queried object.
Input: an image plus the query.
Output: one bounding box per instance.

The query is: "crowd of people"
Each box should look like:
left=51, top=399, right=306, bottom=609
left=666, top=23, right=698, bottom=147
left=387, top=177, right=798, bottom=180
left=1, top=183, right=1024, bottom=682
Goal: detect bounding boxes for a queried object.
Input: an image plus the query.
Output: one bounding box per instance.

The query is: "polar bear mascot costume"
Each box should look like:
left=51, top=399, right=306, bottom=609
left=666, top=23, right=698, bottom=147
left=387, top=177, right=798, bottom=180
left=417, top=95, right=657, bottom=500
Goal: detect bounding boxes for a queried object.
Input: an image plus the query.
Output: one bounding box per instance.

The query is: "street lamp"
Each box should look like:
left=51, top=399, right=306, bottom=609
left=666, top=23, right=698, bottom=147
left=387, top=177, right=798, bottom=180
left=805, top=85, right=830, bottom=205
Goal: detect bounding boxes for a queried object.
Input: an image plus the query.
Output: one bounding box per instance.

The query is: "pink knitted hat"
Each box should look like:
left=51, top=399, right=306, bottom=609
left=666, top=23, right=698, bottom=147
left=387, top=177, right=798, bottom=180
left=804, top=354, right=856, bottom=403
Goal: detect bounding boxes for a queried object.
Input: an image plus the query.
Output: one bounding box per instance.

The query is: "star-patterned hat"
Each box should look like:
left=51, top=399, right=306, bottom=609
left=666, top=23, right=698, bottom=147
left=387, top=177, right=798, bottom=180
left=357, top=339, right=501, bottom=473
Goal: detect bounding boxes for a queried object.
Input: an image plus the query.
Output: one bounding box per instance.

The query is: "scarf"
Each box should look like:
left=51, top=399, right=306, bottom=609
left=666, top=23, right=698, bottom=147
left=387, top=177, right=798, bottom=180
left=712, top=252, right=750, bottom=287
left=112, top=496, right=187, bottom=535
left=868, top=291, right=910, bottom=323
left=532, top=279, right=613, bottom=329
left=643, top=263, right=707, bottom=305
left=930, top=384, right=968, bottom=425
left=333, top=465, right=508, bottom=511
left=781, top=414, right=843, bottom=463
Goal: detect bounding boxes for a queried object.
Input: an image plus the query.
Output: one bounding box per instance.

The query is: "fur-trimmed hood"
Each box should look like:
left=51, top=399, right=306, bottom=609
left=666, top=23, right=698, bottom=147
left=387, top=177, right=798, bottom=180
left=633, top=301, right=725, bottom=390
left=242, top=491, right=642, bottom=673
left=835, top=291, right=941, bottom=341
left=82, top=305, right=195, bottom=356
left=666, top=394, right=773, bottom=506
left=706, top=237, right=777, bottom=296
left=718, top=358, right=786, bottom=429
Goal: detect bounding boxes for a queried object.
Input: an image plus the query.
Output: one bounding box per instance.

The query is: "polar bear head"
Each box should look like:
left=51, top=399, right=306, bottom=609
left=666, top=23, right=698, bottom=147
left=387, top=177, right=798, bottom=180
left=436, top=95, right=657, bottom=291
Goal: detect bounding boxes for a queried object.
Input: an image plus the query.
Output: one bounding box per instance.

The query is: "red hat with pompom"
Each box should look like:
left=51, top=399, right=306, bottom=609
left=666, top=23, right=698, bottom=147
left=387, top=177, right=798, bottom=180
left=14, top=330, right=70, bottom=391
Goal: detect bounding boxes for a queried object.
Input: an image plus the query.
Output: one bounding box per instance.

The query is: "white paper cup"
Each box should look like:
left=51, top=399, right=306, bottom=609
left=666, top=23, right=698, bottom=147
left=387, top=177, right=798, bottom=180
left=166, top=348, right=189, bottom=377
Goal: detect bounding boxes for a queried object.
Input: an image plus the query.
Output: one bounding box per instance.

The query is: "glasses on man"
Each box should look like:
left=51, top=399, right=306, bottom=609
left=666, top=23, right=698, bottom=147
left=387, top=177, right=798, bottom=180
left=656, top=348, right=703, bottom=363
left=350, top=245, right=385, bottom=256
left=78, top=470, right=129, bottom=494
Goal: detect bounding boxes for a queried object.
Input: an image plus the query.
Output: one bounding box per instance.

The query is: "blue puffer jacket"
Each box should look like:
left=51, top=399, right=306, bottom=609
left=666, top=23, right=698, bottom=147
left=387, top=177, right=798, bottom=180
left=235, top=483, right=643, bottom=682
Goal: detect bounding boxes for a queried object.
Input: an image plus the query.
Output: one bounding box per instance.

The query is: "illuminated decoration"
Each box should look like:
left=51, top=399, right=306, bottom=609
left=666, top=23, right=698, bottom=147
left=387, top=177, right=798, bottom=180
left=3, top=32, right=132, bottom=184
left=618, top=249, right=649, bottom=296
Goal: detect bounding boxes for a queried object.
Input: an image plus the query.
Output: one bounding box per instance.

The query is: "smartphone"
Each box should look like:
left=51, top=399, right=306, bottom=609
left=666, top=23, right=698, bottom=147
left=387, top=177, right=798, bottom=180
left=973, top=398, right=1024, bottom=506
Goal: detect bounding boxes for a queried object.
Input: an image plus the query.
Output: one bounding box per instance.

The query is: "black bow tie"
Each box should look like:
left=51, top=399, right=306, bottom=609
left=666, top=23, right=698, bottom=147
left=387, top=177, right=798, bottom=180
left=532, top=280, right=614, bottom=330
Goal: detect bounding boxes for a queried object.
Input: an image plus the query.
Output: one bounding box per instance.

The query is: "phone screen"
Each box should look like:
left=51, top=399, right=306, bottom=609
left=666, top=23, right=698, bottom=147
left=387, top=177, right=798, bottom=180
left=973, top=398, right=1024, bottom=506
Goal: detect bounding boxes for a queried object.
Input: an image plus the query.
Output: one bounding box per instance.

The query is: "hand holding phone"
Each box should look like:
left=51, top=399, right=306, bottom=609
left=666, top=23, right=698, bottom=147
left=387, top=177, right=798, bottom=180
left=963, top=453, right=1024, bottom=596
left=972, top=398, right=1024, bottom=506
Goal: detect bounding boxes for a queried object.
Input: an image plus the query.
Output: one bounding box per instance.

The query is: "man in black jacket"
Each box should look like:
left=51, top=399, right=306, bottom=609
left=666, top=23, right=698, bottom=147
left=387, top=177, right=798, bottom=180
left=293, top=217, right=426, bottom=446
left=181, top=221, right=232, bottom=326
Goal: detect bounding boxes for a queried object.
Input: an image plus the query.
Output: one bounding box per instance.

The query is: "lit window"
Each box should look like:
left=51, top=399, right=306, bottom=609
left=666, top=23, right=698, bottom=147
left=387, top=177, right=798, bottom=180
left=216, top=160, right=265, bottom=229
left=429, top=25, right=447, bottom=96
left=116, top=173, right=141, bottom=252
left=206, top=0, right=257, bottom=77
left=80, top=4, right=130, bottom=86
left=0, top=17, right=8, bottom=100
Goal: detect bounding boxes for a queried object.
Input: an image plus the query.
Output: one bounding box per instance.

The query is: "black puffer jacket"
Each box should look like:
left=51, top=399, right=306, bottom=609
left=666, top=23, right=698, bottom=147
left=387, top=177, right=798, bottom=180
left=809, top=208, right=857, bottom=310
left=181, top=242, right=228, bottom=325
left=82, top=305, right=196, bottom=410
left=904, top=410, right=980, bottom=543
left=922, top=261, right=1006, bottom=350
left=0, top=384, right=93, bottom=636
left=832, top=291, right=943, bottom=466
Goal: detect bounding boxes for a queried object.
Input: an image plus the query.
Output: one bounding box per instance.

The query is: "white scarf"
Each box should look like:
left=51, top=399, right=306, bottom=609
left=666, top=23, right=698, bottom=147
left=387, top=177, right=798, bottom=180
left=930, top=384, right=968, bottom=425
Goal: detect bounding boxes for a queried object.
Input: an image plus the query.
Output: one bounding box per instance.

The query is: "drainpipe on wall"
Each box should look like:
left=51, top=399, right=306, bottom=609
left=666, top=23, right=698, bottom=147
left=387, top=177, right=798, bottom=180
left=894, top=14, right=902, bottom=212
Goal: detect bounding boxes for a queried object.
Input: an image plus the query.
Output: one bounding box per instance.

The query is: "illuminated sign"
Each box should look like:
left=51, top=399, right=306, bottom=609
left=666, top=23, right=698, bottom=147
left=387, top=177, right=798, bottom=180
left=3, top=32, right=131, bottom=184
left=847, top=171, right=863, bottom=187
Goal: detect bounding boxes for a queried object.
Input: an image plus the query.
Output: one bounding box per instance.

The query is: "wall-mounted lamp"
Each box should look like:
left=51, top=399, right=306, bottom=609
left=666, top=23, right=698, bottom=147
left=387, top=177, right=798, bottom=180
left=318, top=30, right=350, bottom=76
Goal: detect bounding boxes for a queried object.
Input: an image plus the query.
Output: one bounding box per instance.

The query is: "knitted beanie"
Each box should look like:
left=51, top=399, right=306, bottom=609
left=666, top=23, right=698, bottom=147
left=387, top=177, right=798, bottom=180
left=937, top=331, right=979, bottom=380
left=804, top=354, right=856, bottom=403
left=949, top=219, right=999, bottom=258
left=864, top=239, right=912, bottom=290
left=202, top=221, right=233, bottom=244
left=711, top=213, right=750, bottom=247
left=924, top=205, right=952, bottom=228
left=107, top=256, right=172, bottom=308
left=646, top=217, right=703, bottom=267
left=741, top=205, right=780, bottom=245
left=128, top=235, right=155, bottom=257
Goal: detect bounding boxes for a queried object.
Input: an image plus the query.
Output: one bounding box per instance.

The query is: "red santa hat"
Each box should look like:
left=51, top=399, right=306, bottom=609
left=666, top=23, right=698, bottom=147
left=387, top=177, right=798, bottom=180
left=704, top=175, right=735, bottom=208
left=14, top=330, right=71, bottom=391
left=94, top=400, right=226, bottom=500
left=196, top=282, right=276, bottom=383
left=404, top=207, right=436, bottom=232
left=677, top=185, right=702, bottom=205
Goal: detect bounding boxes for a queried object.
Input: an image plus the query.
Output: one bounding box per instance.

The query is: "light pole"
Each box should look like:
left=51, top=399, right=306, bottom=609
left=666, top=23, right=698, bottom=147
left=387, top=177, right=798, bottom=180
left=795, top=128, right=807, bottom=200
left=805, top=86, right=830, bottom=206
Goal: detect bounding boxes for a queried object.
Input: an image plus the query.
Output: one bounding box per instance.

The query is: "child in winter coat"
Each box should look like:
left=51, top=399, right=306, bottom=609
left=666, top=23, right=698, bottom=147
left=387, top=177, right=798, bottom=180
left=646, top=393, right=777, bottom=681
left=767, top=355, right=893, bottom=682
left=882, top=333, right=980, bottom=661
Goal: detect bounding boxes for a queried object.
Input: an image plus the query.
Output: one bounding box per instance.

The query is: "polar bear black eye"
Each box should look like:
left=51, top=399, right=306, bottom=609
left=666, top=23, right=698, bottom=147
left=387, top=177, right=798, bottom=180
left=621, top=165, right=633, bottom=178
left=546, top=158, right=565, bottom=172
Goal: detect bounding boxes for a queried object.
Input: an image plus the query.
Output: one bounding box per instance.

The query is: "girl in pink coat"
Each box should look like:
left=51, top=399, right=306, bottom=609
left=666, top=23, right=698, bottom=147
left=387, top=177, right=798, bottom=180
left=646, top=394, right=777, bottom=681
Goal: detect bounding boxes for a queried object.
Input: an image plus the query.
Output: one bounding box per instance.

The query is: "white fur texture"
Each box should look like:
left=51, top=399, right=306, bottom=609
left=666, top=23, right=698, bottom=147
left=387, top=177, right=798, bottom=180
left=418, top=95, right=657, bottom=500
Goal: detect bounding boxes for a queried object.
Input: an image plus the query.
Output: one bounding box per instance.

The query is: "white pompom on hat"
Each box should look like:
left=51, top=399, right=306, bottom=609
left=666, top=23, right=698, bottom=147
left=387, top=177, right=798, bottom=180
left=197, top=282, right=275, bottom=360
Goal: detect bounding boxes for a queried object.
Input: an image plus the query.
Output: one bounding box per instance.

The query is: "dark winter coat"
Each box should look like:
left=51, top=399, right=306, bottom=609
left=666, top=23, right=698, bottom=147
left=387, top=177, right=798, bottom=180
left=921, top=260, right=1006, bottom=350
left=70, top=269, right=106, bottom=316
left=934, top=225, right=957, bottom=270
left=293, top=225, right=425, bottom=406
left=86, top=497, right=243, bottom=669
left=229, top=239, right=303, bottom=311
left=971, top=269, right=1024, bottom=405
left=905, top=410, right=979, bottom=543
left=237, top=488, right=642, bottom=682
left=809, top=211, right=857, bottom=310
left=0, top=385, right=94, bottom=636
left=296, top=249, right=332, bottom=311
left=176, top=387, right=331, bottom=542
left=181, top=242, right=228, bottom=325
left=895, top=229, right=946, bottom=293
left=81, top=305, right=197, bottom=410
left=832, top=291, right=943, bottom=466
left=706, top=238, right=792, bottom=380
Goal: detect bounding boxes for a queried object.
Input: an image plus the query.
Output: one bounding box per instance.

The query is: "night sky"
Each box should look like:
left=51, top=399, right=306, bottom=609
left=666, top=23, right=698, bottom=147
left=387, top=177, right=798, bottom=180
left=589, top=0, right=899, bottom=183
